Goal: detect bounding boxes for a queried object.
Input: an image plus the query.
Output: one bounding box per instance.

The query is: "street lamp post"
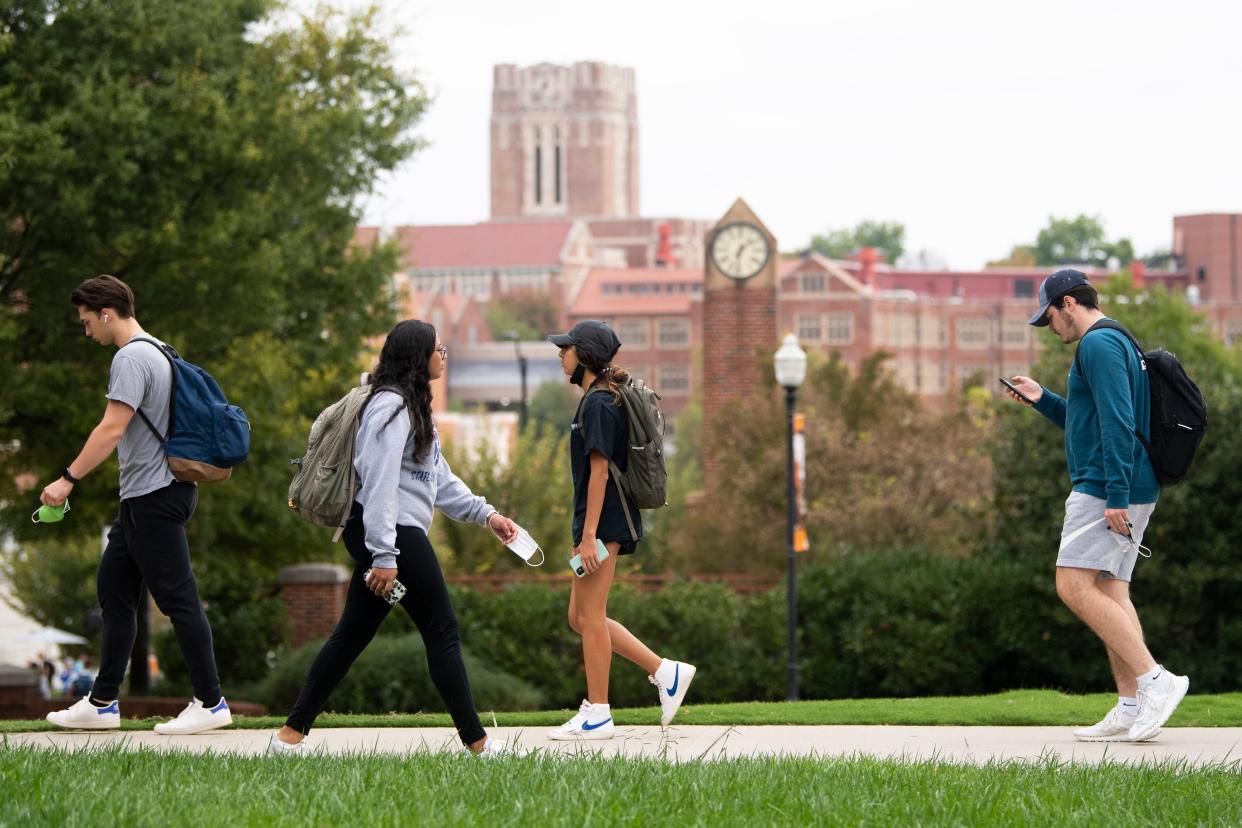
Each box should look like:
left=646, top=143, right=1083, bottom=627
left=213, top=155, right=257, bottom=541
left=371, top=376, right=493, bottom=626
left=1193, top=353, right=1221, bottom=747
left=502, top=331, right=529, bottom=430
left=773, top=333, right=807, bottom=702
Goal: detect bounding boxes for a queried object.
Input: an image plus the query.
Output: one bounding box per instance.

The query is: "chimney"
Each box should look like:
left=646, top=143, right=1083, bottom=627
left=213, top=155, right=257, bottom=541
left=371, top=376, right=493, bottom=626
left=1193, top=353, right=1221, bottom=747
left=655, top=223, right=676, bottom=268
left=859, top=246, right=878, bottom=287
left=1131, top=260, right=1145, bottom=288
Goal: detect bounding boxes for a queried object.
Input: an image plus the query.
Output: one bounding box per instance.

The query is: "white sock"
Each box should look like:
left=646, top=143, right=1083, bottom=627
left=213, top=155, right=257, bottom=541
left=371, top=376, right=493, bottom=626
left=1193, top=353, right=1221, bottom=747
left=588, top=703, right=611, bottom=715
left=1137, top=665, right=1164, bottom=685
left=1118, top=696, right=1138, bottom=713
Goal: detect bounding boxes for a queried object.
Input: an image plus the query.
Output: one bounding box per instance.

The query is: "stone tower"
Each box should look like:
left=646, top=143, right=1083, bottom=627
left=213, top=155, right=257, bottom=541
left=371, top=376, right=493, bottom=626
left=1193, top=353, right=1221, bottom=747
left=490, top=62, right=639, bottom=220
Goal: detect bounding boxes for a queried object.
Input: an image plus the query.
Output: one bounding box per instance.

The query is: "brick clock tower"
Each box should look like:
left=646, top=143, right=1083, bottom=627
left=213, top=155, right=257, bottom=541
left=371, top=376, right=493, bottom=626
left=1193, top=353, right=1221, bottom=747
left=702, top=199, right=778, bottom=488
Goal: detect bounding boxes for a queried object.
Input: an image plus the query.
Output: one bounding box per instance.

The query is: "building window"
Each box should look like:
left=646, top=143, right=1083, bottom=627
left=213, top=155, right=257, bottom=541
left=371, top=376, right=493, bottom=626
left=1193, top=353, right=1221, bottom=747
left=1013, top=279, right=1035, bottom=299
left=658, top=318, right=690, bottom=349
left=659, top=365, right=690, bottom=394
left=797, top=314, right=823, bottom=342
left=555, top=145, right=562, bottom=204
left=826, top=312, right=854, bottom=345
left=999, top=318, right=1028, bottom=347
left=617, top=318, right=649, bottom=349
left=534, top=146, right=542, bottom=204
left=957, top=364, right=987, bottom=386
left=800, top=273, right=826, bottom=293
left=956, top=317, right=990, bottom=348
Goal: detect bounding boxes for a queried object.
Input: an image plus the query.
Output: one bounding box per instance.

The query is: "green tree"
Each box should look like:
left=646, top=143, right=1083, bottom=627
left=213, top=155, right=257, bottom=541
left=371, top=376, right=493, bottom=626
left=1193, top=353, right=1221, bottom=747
left=1033, top=215, right=1134, bottom=269
left=987, top=244, right=1037, bottom=268
left=484, top=291, right=560, bottom=341
left=671, top=352, right=992, bottom=574
left=526, top=380, right=578, bottom=437
left=0, top=0, right=427, bottom=680
left=808, top=220, right=905, bottom=265
left=432, top=426, right=573, bottom=575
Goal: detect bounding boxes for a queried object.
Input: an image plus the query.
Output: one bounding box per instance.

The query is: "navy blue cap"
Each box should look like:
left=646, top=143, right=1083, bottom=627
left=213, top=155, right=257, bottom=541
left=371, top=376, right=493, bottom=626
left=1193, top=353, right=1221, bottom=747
left=1029, top=269, right=1091, bottom=326
left=548, top=319, right=622, bottom=362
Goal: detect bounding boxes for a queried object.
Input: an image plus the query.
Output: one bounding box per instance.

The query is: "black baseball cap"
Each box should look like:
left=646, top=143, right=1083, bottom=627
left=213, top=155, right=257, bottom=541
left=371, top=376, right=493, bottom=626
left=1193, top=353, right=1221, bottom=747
left=548, top=319, right=622, bottom=362
left=1029, top=269, right=1091, bottom=326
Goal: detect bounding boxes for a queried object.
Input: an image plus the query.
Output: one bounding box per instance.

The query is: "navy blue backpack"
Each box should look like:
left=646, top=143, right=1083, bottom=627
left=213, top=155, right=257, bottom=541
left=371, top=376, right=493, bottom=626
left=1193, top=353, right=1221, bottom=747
left=131, top=338, right=250, bottom=482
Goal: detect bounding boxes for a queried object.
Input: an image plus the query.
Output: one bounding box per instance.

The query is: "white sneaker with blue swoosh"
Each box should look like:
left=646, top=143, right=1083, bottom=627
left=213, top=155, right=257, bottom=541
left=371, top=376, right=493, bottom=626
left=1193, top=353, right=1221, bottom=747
left=46, top=696, right=121, bottom=730
left=153, top=697, right=232, bottom=735
left=651, top=659, right=696, bottom=726
left=548, top=700, right=614, bottom=740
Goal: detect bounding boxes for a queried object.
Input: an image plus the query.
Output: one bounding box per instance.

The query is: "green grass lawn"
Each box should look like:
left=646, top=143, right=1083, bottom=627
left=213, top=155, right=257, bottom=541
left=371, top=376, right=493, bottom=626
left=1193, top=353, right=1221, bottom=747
left=5, top=689, right=1241, bottom=733
left=2, top=744, right=1240, bottom=827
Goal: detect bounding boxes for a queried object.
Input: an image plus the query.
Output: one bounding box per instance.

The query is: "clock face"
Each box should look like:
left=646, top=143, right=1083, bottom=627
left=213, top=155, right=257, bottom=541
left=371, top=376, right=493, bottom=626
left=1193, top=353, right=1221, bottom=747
left=710, top=222, right=771, bottom=281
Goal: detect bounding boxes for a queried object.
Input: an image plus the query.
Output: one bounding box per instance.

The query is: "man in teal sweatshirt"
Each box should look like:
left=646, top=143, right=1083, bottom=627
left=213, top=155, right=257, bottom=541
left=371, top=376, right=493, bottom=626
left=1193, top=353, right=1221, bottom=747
left=1005, top=269, right=1188, bottom=744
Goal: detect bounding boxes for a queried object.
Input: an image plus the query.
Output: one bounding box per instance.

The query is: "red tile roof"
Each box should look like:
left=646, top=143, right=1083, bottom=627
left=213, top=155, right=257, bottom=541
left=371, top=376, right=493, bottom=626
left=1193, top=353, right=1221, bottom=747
left=571, top=267, right=702, bottom=317
left=384, top=222, right=578, bottom=269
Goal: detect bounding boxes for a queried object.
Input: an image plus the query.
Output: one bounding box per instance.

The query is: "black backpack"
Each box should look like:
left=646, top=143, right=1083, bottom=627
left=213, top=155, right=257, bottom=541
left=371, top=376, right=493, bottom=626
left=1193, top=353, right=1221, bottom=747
left=1074, top=319, right=1207, bottom=486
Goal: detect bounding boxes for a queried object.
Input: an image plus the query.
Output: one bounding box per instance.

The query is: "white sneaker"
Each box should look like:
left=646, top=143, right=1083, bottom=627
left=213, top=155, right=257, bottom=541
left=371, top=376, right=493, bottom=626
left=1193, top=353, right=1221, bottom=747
left=650, top=659, right=696, bottom=726
left=153, top=697, right=233, bottom=735
left=470, top=736, right=531, bottom=758
left=547, top=700, right=615, bottom=740
left=46, top=696, right=120, bottom=731
left=267, top=733, right=310, bottom=756
left=1129, top=671, right=1190, bottom=742
left=1072, top=703, right=1136, bottom=742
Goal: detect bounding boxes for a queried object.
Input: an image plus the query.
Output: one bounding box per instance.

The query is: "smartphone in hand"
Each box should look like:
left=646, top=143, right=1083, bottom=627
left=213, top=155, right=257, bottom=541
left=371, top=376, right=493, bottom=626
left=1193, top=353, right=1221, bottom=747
left=999, top=377, right=1036, bottom=405
left=570, top=539, right=611, bottom=577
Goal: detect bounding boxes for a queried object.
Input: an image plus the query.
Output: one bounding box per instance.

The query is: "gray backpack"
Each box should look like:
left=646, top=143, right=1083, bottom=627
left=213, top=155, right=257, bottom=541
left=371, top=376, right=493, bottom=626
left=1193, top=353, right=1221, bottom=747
left=576, top=379, right=668, bottom=540
left=287, top=385, right=375, bottom=541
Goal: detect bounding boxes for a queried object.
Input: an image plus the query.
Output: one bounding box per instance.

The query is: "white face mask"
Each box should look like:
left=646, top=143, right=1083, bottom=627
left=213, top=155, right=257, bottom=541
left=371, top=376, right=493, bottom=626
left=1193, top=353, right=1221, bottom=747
left=506, top=526, right=544, bottom=567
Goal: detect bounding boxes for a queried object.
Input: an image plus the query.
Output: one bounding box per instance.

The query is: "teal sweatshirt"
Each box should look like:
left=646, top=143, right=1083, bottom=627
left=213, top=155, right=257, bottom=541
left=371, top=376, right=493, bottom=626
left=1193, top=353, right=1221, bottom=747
left=1032, top=321, right=1160, bottom=508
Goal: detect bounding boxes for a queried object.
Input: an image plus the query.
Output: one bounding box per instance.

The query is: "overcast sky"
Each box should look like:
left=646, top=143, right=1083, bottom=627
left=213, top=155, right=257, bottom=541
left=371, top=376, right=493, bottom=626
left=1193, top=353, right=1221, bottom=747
left=313, top=0, right=1242, bottom=270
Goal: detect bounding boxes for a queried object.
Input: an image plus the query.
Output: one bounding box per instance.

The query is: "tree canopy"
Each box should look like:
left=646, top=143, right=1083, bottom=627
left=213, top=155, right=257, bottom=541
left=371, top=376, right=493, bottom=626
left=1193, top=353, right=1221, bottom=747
left=807, top=220, right=905, bottom=265
left=0, top=0, right=428, bottom=677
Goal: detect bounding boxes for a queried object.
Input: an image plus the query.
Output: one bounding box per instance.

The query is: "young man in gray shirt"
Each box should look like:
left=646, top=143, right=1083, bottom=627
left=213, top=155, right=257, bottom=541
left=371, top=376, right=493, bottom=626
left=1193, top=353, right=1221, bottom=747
left=41, top=275, right=230, bottom=735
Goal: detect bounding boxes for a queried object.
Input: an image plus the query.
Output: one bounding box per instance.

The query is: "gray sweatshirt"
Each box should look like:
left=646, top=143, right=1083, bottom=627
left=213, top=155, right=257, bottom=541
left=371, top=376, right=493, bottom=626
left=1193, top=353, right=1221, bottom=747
left=353, top=390, right=495, bottom=568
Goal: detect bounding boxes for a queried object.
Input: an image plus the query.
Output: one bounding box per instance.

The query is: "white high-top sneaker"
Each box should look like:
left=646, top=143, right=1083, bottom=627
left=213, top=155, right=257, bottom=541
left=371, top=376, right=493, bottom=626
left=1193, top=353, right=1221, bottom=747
left=46, top=696, right=121, bottom=731
left=1129, top=670, right=1190, bottom=742
left=650, top=659, right=696, bottom=727
left=1072, top=703, right=1136, bottom=742
left=547, top=700, right=615, bottom=740
left=153, top=697, right=232, bottom=735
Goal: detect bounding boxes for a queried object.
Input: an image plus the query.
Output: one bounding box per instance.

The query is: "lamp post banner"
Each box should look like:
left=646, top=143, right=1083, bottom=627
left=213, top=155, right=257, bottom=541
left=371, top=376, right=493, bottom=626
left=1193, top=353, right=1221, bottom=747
left=793, top=412, right=809, bottom=553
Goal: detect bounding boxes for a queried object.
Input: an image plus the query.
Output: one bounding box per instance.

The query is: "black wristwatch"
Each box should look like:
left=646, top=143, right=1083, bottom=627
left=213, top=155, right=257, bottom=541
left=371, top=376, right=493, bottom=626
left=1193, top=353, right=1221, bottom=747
left=61, top=467, right=81, bottom=485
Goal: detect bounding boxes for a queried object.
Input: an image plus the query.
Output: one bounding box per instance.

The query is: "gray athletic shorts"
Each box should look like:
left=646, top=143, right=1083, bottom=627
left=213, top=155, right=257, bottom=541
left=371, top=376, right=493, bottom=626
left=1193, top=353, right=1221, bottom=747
left=1056, top=491, right=1156, bottom=582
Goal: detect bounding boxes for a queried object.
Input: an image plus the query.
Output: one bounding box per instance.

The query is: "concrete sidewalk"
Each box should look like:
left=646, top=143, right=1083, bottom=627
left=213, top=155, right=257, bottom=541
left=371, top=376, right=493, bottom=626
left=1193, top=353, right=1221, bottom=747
left=5, top=725, right=1240, bottom=767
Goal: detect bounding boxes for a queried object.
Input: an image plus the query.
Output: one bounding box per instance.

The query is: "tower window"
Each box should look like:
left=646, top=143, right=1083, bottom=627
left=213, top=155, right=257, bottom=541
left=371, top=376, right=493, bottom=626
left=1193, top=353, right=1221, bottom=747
left=535, top=146, right=542, bottom=204
left=555, top=145, right=562, bottom=203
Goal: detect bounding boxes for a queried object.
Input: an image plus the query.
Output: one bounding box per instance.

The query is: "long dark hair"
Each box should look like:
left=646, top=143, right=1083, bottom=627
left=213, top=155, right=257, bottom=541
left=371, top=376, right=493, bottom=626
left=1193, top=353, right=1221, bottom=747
left=369, top=319, right=437, bottom=462
left=575, top=346, right=630, bottom=405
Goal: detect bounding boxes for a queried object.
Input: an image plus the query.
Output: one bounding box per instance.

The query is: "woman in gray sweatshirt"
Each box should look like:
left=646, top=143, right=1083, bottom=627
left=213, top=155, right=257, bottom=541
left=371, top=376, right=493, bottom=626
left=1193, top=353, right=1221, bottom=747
left=269, top=320, right=521, bottom=756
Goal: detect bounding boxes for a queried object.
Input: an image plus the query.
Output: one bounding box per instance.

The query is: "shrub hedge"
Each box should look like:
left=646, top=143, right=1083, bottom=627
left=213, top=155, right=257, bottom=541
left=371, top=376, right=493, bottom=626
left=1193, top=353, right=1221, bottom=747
left=253, top=633, right=545, bottom=715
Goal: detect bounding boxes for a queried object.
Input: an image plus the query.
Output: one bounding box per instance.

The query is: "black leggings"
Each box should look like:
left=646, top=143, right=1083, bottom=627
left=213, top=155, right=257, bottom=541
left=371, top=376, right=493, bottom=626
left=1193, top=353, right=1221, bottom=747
left=92, top=482, right=221, bottom=705
left=284, top=504, right=485, bottom=745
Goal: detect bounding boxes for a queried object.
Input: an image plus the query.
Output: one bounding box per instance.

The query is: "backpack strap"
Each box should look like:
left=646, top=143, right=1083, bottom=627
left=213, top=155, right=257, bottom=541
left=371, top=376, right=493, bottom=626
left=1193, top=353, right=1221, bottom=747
left=575, top=387, right=639, bottom=542
left=125, top=336, right=179, bottom=444
left=1072, top=319, right=1154, bottom=455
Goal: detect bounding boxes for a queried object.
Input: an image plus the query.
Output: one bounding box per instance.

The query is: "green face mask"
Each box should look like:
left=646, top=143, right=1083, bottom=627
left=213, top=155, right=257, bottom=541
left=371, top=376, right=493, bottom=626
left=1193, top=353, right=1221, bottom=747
left=32, top=500, right=70, bottom=524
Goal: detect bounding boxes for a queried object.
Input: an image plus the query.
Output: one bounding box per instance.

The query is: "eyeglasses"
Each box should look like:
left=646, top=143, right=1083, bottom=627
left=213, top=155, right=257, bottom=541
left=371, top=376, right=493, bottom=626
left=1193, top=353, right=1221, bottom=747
left=435, top=345, right=448, bottom=358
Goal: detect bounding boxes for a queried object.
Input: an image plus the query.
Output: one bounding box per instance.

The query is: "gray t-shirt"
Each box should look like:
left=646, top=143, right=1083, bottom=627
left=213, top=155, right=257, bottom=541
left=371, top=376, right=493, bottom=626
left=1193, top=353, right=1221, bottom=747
left=107, top=335, right=177, bottom=499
